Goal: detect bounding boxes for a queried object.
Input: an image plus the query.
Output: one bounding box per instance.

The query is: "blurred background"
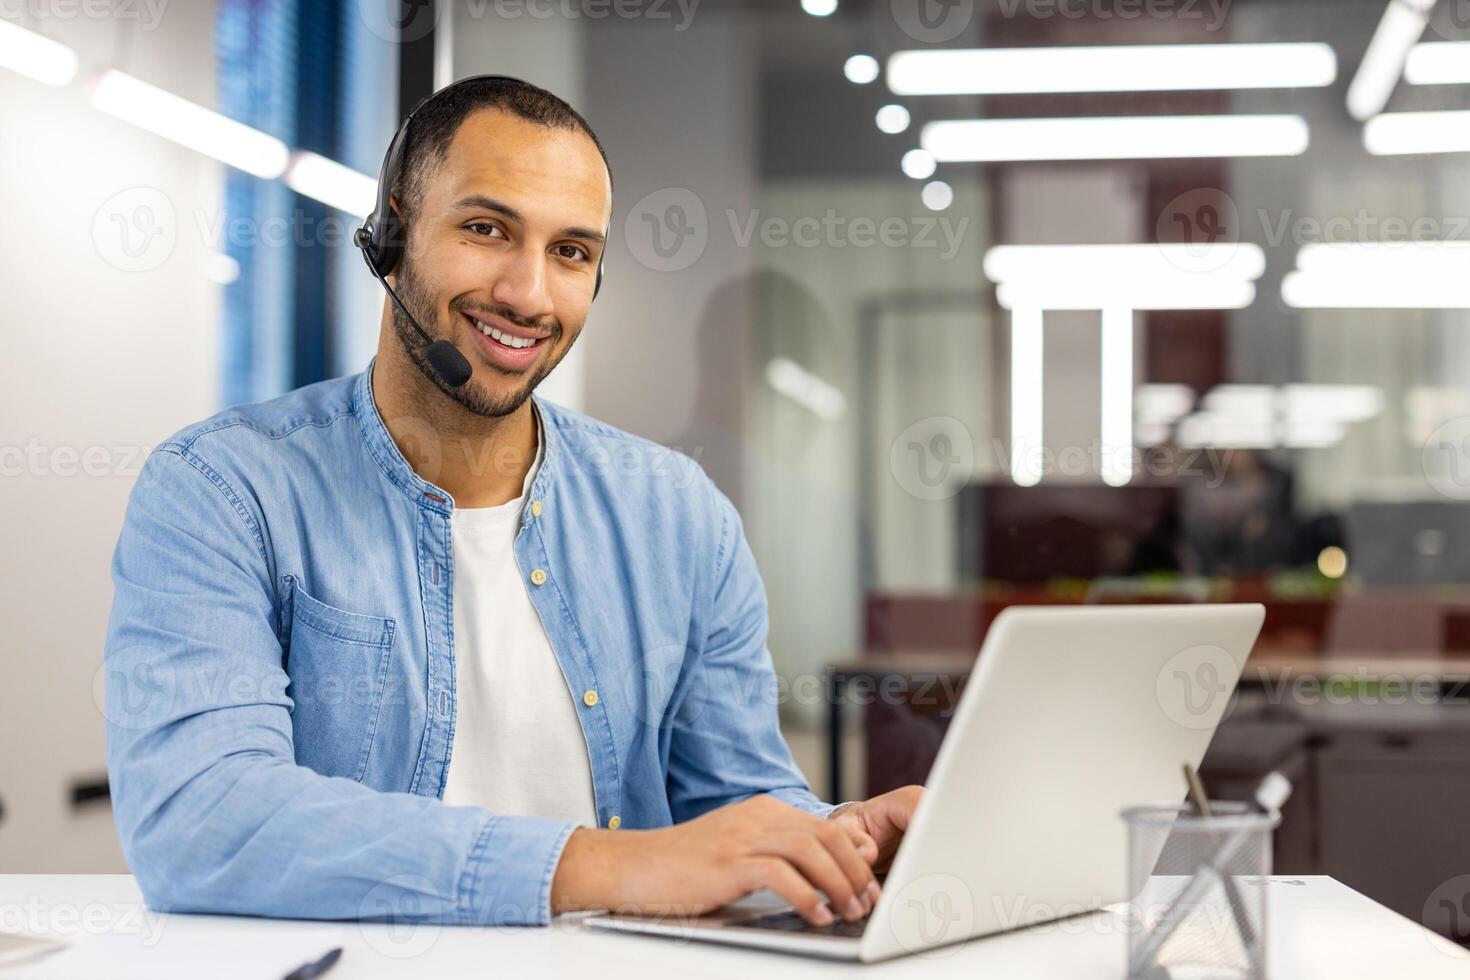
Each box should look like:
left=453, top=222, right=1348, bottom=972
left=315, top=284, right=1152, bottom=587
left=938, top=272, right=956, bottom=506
left=5, top=0, right=1470, bottom=942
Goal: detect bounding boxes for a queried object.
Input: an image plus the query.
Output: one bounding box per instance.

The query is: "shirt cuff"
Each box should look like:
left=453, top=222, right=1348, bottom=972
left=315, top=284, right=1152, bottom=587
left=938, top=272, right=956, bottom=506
left=458, top=813, right=578, bottom=925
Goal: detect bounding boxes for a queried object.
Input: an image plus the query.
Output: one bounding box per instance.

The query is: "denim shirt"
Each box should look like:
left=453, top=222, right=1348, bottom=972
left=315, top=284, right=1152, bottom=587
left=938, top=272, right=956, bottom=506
left=103, top=360, right=834, bottom=926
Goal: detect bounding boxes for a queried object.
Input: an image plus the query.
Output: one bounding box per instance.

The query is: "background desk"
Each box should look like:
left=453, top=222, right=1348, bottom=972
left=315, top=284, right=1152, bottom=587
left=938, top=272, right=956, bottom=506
left=1, top=875, right=1466, bottom=978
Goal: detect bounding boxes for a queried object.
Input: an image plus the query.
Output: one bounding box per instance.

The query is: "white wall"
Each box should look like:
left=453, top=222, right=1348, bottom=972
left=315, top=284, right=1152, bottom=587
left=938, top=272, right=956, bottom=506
left=0, top=5, right=222, bottom=871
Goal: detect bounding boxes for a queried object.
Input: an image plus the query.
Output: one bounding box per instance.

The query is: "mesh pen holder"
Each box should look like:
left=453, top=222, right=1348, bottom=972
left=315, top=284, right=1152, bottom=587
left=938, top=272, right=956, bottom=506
left=1121, top=802, right=1279, bottom=980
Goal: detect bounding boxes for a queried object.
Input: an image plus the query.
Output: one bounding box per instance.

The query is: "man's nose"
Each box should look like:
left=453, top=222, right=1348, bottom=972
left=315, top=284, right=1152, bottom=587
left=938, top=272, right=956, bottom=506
left=490, top=248, right=555, bottom=322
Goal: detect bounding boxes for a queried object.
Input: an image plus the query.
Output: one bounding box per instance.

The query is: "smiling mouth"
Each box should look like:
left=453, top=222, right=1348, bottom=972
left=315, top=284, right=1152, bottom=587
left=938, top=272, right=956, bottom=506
left=463, top=313, right=549, bottom=351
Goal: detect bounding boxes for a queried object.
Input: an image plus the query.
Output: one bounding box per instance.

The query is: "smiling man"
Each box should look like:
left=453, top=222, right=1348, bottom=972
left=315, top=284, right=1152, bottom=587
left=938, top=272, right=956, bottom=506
left=104, top=75, right=920, bottom=928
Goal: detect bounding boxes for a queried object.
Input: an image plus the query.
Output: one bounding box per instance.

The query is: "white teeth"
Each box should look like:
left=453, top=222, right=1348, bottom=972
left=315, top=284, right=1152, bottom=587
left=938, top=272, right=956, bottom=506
left=473, top=318, right=536, bottom=349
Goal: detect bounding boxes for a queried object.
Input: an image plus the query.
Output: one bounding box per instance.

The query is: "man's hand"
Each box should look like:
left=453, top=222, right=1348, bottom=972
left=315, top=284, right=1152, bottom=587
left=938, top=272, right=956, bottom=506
left=551, top=794, right=881, bottom=926
left=826, top=784, right=924, bottom=874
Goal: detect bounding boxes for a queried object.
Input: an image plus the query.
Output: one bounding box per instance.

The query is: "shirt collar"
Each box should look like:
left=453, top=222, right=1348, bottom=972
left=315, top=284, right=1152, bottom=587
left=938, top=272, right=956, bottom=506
left=351, top=356, right=558, bottom=517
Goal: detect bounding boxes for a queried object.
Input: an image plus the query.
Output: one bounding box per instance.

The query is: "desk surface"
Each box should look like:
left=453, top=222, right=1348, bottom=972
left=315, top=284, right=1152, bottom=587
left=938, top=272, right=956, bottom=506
left=1, top=875, right=1466, bottom=978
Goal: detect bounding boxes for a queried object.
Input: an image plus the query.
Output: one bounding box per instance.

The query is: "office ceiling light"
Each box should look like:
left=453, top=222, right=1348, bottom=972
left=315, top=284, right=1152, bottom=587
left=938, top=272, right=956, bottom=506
left=1404, top=42, right=1470, bottom=84
left=91, top=70, right=290, bottom=178
left=1283, top=241, right=1470, bottom=307
left=284, top=151, right=377, bottom=217
left=987, top=243, right=1265, bottom=310
left=801, top=0, right=837, bottom=15
left=1363, top=109, right=1470, bottom=155
left=203, top=253, right=240, bottom=285
left=1136, top=384, right=1196, bottom=425
left=901, top=147, right=937, bottom=179
left=887, top=43, right=1337, bottom=96
left=1346, top=0, right=1436, bottom=120
left=876, top=103, right=910, bottom=134
left=766, top=358, right=846, bottom=420
left=1173, top=383, right=1383, bottom=449
left=1009, top=305, right=1044, bottom=486
left=0, top=18, right=78, bottom=86
left=922, top=115, right=1310, bottom=162
left=845, top=54, right=879, bottom=84
left=986, top=244, right=1266, bottom=285
left=920, top=180, right=953, bottom=211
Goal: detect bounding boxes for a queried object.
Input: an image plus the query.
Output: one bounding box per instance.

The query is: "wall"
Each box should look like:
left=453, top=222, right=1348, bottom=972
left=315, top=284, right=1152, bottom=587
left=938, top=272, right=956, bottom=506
left=0, top=4, right=223, bottom=871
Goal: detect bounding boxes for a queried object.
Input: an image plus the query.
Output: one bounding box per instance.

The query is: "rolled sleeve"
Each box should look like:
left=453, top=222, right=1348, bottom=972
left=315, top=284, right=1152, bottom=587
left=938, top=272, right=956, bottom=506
left=460, top=814, right=579, bottom=925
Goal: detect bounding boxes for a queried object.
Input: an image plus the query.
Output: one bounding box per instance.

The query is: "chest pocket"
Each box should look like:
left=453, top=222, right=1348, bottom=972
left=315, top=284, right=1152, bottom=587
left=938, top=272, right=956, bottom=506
left=282, top=574, right=397, bottom=782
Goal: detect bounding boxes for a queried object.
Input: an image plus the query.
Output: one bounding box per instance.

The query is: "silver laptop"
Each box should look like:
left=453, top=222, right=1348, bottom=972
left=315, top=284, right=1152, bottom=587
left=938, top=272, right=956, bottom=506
left=584, top=603, right=1265, bottom=962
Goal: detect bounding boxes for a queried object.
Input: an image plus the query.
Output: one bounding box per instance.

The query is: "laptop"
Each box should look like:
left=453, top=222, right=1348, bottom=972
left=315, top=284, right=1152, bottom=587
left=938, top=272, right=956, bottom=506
left=583, top=603, right=1265, bottom=962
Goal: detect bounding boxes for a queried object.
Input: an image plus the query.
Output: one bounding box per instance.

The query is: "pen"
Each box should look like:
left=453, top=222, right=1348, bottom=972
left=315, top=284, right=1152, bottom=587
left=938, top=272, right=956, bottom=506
left=282, top=946, right=342, bottom=980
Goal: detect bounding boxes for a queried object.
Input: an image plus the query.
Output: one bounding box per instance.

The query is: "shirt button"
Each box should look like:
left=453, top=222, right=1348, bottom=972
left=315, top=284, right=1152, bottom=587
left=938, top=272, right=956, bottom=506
left=530, top=500, right=543, bottom=518
left=582, top=689, right=599, bottom=707
left=530, top=569, right=547, bottom=586
left=607, top=815, right=621, bottom=830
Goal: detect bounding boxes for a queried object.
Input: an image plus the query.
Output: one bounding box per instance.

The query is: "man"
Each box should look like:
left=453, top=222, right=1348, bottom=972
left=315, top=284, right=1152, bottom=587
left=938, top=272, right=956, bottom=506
left=104, top=76, right=921, bottom=928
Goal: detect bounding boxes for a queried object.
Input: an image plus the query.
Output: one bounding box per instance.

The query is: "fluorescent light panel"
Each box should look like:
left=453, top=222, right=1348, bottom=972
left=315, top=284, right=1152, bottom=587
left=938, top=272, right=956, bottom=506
left=986, top=244, right=1265, bottom=311
left=888, top=43, right=1336, bottom=96
left=91, top=69, right=290, bottom=179
left=922, top=114, right=1309, bottom=162
left=1346, top=0, right=1436, bottom=120
left=1364, top=110, right=1470, bottom=155
left=284, top=151, right=377, bottom=217
left=1404, top=42, right=1470, bottom=84
left=0, top=18, right=78, bottom=86
left=766, top=358, right=846, bottom=421
left=1284, top=242, right=1470, bottom=307
left=1010, top=307, right=1043, bottom=486
left=1100, top=307, right=1133, bottom=487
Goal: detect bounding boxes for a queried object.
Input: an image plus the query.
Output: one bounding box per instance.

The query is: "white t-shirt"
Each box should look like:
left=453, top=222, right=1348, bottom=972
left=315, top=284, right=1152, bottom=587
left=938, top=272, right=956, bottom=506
left=441, top=409, right=599, bottom=826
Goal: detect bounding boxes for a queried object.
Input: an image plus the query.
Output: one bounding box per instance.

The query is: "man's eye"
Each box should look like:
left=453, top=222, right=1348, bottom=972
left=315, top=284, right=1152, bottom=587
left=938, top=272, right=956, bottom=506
left=467, top=222, right=503, bottom=238
left=555, top=244, right=589, bottom=262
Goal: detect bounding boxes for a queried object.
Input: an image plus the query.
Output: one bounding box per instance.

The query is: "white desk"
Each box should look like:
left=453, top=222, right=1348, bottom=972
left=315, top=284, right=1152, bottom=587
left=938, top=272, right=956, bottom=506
left=2, top=875, right=1466, bottom=978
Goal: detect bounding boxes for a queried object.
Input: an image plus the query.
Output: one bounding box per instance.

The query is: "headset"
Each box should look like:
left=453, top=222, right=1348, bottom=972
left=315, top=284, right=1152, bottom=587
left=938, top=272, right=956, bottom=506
left=354, top=74, right=607, bottom=388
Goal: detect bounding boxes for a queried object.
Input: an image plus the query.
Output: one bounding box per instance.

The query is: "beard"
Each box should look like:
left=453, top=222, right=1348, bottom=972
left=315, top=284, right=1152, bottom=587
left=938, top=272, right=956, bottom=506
left=390, top=252, right=567, bottom=419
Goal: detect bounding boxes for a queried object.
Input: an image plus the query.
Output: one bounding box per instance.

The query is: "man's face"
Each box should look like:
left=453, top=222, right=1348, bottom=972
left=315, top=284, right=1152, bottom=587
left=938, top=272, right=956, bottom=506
left=389, top=108, right=612, bottom=417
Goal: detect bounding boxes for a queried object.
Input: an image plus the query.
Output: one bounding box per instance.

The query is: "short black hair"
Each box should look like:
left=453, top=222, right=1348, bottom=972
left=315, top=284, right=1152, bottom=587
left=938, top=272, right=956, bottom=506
left=391, top=75, right=612, bottom=227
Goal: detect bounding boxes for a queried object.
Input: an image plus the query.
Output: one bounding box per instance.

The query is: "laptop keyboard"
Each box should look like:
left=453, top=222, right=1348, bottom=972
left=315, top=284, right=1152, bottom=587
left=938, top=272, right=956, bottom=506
left=727, top=909, right=869, bottom=939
